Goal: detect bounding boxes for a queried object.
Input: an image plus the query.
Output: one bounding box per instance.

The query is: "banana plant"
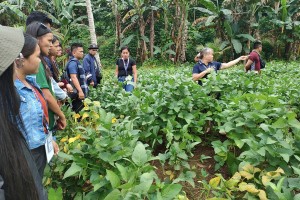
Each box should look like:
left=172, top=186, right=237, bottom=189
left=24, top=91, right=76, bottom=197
left=193, top=0, right=255, bottom=56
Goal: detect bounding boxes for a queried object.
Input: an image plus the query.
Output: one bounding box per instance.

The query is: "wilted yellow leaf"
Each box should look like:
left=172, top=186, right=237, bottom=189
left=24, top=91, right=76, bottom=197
left=262, top=175, right=271, bottom=186
left=60, top=136, right=68, bottom=143
left=81, top=112, right=89, bottom=120
left=239, top=182, right=259, bottom=193
left=274, top=168, right=284, bottom=174
left=243, top=164, right=261, bottom=174
left=240, top=171, right=254, bottom=180
left=209, top=176, right=221, bottom=188
left=69, top=137, right=78, bottom=143
left=225, top=179, right=239, bottom=189
left=45, top=177, right=51, bottom=186
left=245, top=184, right=259, bottom=194
left=73, top=113, right=80, bottom=120
left=63, top=146, right=68, bottom=153
left=231, top=172, right=241, bottom=180
left=93, top=101, right=100, bottom=107
left=111, top=118, right=117, bottom=123
left=239, top=182, right=248, bottom=191
left=258, top=190, right=268, bottom=200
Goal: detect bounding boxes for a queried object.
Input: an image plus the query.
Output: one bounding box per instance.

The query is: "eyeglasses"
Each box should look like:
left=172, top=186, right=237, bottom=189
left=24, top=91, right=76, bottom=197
left=36, top=23, right=50, bottom=37
left=91, top=49, right=98, bottom=52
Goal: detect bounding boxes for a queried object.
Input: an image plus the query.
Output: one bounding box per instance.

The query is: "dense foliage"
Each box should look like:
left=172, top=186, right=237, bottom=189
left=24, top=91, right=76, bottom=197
left=46, top=61, right=300, bottom=199
left=1, top=0, right=300, bottom=63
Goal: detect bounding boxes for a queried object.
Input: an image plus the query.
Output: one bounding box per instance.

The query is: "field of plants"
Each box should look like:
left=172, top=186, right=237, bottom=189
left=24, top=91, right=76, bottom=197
left=46, top=61, right=300, bottom=200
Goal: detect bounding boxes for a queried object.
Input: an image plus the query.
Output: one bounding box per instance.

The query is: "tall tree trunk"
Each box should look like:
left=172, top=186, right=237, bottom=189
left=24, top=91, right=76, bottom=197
left=174, top=1, right=188, bottom=63
left=86, top=0, right=101, bottom=66
left=112, top=0, right=121, bottom=55
left=139, top=20, right=148, bottom=62
left=149, top=4, right=155, bottom=58
left=180, top=12, right=188, bottom=62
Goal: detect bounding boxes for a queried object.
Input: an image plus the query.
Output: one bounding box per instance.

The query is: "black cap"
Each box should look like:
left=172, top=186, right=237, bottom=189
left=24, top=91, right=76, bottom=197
left=88, top=43, right=99, bottom=49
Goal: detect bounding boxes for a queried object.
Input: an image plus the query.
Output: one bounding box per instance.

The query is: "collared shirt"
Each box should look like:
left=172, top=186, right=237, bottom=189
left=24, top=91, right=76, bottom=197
left=249, top=51, right=260, bottom=71
left=83, top=54, right=100, bottom=85
left=14, top=76, right=47, bottom=150
left=67, top=58, right=88, bottom=97
left=192, top=60, right=222, bottom=85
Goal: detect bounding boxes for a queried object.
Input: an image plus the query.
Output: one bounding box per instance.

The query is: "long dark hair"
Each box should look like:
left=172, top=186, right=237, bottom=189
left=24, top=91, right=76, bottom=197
left=22, top=33, right=37, bottom=58
left=0, top=64, right=39, bottom=199
left=26, top=22, right=52, bottom=81
left=50, top=35, right=60, bottom=82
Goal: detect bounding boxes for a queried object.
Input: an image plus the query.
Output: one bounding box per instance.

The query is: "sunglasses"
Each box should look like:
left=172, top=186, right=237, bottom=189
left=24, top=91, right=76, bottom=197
left=90, top=49, right=98, bottom=51
left=36, top=23, right=50, bottom=37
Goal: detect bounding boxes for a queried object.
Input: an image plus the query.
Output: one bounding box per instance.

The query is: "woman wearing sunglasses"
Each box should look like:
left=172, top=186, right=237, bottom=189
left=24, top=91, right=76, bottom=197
left=0, top=26, right=46, bottom=200
left=26, top=22, right=66, bottom=133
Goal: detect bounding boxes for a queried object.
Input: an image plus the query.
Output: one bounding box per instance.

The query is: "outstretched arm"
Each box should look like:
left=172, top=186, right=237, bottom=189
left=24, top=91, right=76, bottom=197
left=220, top=56, right=248, bottom=70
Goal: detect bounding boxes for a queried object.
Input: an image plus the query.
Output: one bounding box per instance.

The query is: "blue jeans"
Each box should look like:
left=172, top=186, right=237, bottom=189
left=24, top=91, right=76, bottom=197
left=118, top=76, right=134, bottom=92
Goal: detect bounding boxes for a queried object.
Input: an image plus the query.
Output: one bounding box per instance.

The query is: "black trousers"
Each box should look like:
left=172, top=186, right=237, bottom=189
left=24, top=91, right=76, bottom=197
left=72, top=97, right=84, bottom=113
left=31, top=145, right=47, bottom=179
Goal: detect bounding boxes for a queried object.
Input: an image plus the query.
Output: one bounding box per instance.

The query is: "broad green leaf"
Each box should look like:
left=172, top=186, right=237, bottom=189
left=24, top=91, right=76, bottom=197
left=106, top=170, right=120, bottom=188
left=288, top=118, right=300, bottom=129
left=292, top=166, right=300, bottom=176
left=58, top=152, right=73, bottom=160
left=63, top=162, right=81, bottom=179
left=266, top=137, right=277, bottom=144
left=115, top=163, right=128, bottom=181
left=141, top=35, right=149, bottom=43
left=205, top=15, right=217, bottom=26
left=48, top=187, right=63, bottom=200
left=231, top=39, right=242, bottom=53
left=236, top=34, right=255, bottom=41
left=224, top=21, right=233, bottom=37
left=132, top=172, right=154, bottom=194
left=193, top=7, right=213, bottom=15
left=280, top=153, right=290, bottom=163
left=103, top=189, right=121, bottom=200
left=161, top=184, right=182, bottom=200
left=272, top=117, right=287, bottom=129
left=132, top=142, right=148, bottom=166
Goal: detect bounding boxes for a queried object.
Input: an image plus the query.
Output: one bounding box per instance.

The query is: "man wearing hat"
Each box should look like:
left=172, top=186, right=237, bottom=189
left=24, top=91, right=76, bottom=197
left=83, top=43, right=102, bottom=87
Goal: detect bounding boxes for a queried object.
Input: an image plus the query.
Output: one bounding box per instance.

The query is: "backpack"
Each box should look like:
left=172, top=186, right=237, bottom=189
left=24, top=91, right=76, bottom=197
left=259, top=56, right=266, bottom=69
left=61, top=59, right=79, bottom=98
left=254, top=51, right=266, bottom=69
left=61, top=59, right=77, bottom=84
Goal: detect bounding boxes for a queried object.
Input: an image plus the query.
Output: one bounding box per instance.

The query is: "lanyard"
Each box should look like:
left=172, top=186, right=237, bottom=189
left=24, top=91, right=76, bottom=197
left=122, top=58, right=130, bottom=75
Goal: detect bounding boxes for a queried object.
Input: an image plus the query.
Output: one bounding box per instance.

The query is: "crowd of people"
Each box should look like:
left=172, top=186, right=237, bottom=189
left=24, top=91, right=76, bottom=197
left=0, top=10, right=139, bottom=200
left=0, top=10, right=263, bottom=200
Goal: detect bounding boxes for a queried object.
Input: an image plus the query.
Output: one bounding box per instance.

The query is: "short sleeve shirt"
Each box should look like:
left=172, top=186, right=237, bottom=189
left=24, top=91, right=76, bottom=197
left=192, top=61, right=222, bottom=85
left=68, top=61, right=79, bottom=75
left=248, top=51, right=260, bottom=71
left=116, top=58, right=136, bottom=77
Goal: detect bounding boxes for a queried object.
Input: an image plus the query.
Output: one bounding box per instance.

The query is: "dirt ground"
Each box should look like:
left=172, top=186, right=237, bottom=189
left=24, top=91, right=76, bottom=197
left=152, top=141, right=230, bottom=200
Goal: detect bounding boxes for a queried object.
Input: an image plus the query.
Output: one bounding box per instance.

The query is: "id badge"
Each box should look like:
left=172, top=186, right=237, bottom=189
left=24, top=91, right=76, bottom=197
left=45, top=131, right=54, bottom=163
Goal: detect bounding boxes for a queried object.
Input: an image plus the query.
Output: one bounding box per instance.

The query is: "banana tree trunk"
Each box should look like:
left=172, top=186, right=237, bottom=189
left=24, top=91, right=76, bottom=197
left=180, top=4, right=188, bottom=62
left=112, top=0, right=121, bottom=55
left=86, top=0, right=101, bottom=67
left=150, top=5, right=155, bottom=58
left=139, top=22, right=148, bottom=62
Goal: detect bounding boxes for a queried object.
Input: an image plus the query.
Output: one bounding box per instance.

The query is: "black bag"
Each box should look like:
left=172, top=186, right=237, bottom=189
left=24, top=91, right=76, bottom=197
left=259, top=57, right=266, bottom=69
left=254, top=51, right=266, bottom=69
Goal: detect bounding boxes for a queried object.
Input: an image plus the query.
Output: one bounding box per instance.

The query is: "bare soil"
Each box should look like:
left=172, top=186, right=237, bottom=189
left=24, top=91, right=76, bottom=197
left=152, top=142, right=230, bottom=200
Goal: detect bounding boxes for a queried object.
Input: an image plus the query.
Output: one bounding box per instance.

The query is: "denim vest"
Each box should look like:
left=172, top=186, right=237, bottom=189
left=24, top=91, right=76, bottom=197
left=14, top=76, right=47, bottom=150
